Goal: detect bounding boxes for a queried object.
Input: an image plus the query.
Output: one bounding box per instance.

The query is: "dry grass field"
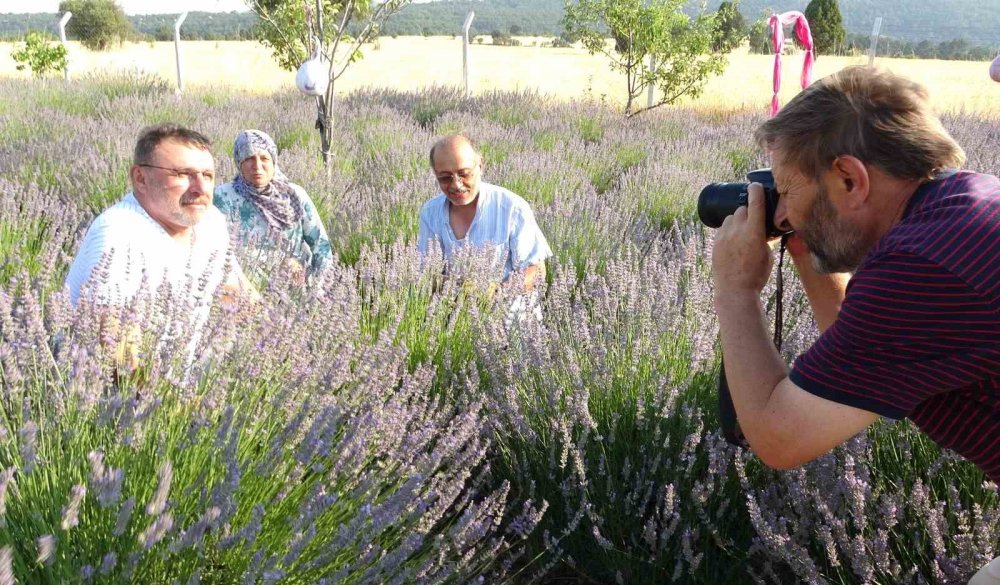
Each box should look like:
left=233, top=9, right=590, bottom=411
left=1, top=37, right=997, bottom=114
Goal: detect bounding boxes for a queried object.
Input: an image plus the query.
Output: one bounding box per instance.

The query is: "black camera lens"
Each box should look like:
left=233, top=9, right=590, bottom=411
left=697, top=168, right=790, bottom=238
left=698, top=181, right=752, bottom=228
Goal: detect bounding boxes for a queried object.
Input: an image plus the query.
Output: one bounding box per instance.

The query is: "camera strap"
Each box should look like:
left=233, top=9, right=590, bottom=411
left=772, top=233, right=790, bottom=350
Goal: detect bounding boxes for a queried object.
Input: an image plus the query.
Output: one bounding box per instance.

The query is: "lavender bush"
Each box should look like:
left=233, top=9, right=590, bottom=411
left=0, top=75, right=996, bottom=583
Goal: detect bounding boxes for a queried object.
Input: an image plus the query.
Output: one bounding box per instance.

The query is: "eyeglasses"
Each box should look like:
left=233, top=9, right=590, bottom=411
left=435, top=169, right=476, bottom=185
left=139, top=164, right=216, bottom=184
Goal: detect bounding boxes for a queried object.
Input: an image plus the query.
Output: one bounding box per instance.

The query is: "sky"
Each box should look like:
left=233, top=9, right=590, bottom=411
left=0, top=0, right=250, bottom=14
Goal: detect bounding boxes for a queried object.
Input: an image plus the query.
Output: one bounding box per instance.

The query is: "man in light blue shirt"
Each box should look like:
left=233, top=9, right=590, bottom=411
left=417, top=134, right=552, bottom=291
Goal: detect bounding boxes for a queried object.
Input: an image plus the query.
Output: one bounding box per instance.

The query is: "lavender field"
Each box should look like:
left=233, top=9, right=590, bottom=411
left=0, top=73, right=997, bottom=584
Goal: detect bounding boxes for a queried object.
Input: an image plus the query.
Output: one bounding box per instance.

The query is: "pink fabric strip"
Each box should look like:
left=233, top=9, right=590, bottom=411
left=769, top=11, right=815, bottom=116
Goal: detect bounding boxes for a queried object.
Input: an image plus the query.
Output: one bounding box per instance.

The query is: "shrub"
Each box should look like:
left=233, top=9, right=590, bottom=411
left=59, top=0, right=134, bottom=51
left=11, top=32, right=68, bottom=78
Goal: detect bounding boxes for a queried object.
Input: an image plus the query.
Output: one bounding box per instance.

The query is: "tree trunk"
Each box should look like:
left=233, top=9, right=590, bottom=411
left=624, top=67, right=636, bottom=115
left=318, top=78, right=336, bottom=176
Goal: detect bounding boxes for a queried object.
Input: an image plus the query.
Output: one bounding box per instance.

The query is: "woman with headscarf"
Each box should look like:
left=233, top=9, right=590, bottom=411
left=214, top=130, right=332, bottom=280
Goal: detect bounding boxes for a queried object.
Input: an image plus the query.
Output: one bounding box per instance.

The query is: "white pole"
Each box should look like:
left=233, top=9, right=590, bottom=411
left=463, top=11, right=476, bottom=99
left=58, top=12, right=72, bottom=81
left=646, top=54, right=656, bottom=108
left=174, top=12, right=188, bottom=92
left=868, top=16, right=883, bottom=65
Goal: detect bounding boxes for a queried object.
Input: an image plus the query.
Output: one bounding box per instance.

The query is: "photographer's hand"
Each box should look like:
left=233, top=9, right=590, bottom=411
left=712, top=183, right=773, bottom=297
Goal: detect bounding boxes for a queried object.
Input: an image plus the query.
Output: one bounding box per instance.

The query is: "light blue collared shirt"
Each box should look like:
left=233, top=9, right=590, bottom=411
left=417, top=182, right=552, bottom=281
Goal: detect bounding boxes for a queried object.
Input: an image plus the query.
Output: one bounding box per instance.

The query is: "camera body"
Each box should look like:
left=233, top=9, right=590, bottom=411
left=698, top=168, right=790, bottom=238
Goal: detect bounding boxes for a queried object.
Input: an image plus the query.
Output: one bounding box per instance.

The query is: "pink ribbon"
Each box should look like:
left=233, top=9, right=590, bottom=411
left=768, top=11, right=814, bottom=116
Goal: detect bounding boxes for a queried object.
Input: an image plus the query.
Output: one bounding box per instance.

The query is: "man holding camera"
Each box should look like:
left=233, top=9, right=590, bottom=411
left=711, top=67, right=998, bottom=486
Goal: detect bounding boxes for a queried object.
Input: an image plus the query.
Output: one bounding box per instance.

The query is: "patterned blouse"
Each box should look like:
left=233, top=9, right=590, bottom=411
left=213, top=181, right=333, bottom=276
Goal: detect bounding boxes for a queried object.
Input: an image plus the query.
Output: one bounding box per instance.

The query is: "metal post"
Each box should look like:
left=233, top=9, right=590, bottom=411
left=463, top=11, right=476, bottom=98
left=58, top=12, right=72, bottom=81
left=174, top=12, right=188, bottom=92
left=868, top=16, right=883, bottom=65
left=646, top=54, right=656, bottom=108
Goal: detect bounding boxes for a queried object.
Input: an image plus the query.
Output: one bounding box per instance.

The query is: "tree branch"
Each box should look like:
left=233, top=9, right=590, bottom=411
left=327, top=0, right=355, bottom=81
left=333, top=0, right=405, bottom=81
left=246, top=0, right=295, bottom=53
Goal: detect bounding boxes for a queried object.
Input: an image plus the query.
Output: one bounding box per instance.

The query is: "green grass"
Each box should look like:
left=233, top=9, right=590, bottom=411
left=576, top=115, right=604, bottom=143
left=641, top=183, right=699, bottom=231
left=275, top=124, right=318, bottom=152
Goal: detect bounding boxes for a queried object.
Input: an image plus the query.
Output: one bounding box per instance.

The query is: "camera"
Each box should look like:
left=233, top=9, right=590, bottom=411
left=698, top=168, right=790, bottom=238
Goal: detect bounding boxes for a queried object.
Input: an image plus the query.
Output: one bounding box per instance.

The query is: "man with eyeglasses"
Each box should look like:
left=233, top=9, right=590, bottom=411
left=65, top=124, right=255, bottom=367
left=418, top=134, right=552, bottom=297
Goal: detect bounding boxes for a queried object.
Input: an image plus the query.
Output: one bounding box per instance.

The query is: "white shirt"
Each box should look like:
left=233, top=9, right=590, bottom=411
left=65, top=192, right=236, bottom=317
left=417, top=182, right=552, bottom=281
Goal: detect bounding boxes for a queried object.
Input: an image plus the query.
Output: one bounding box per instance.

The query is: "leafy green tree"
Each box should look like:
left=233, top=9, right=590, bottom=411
left=11, top=32, right=68, bottom=78
left=712, top=1, right=746, bottom=53
left=804, top=0, right=845, bottom=56
left=915, top=39, right=937, bottom=59
left=747, top=18, right=771, bottom=54
left=563, top=0, right=727, bottom=116
left=938, top=38, right=970, bottom=60
left=58, top=0, right=134, bottom=51
left=153, top=25, right=174, bottom=42
left=246, top=0, right=411, bottom=169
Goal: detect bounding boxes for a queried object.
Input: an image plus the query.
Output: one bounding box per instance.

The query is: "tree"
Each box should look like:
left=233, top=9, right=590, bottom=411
left=11, top=32, right=68, bottom=78
left=247, top=0, right=411, bottom=169
left=804, top=0, right=845, bottom=56
left=712, top=1, right=746, bottom=53
left=58, top=0, right=134, bottom=51
left=746, top=18, right=771, bottom=54
left=915, top=39, right=937, bottom=59
left=563, top=0, right=727, bottom=116
left=938, top=38, right=969, bottom=60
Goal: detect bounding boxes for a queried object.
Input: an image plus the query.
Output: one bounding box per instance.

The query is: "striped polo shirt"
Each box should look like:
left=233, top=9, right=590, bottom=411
left=790, top=170, right=1000, bottom=484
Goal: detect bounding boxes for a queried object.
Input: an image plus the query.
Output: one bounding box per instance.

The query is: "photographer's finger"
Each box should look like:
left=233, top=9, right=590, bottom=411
left=719, top=212, right=739, bottom=233
left=747, top=183, right=766, bottom=233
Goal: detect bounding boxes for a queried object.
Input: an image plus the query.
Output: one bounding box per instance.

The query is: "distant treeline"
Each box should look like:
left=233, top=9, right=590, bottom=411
left=1, top=0, right=996, bottom=61
left=383, top=0, right=566, bottom=36
left=0, top=11, right=256, bottom=42
left=699, top=0, right=998, bottom=48
left=842, top=33, right=997, bottom=62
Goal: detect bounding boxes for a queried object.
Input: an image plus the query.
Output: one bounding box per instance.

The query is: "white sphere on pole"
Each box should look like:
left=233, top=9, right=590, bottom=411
left=296, top=57, right=328, bottom=96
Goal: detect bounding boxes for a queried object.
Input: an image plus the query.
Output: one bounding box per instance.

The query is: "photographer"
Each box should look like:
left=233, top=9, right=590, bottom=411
left=711, top=65, right=999, bottom=495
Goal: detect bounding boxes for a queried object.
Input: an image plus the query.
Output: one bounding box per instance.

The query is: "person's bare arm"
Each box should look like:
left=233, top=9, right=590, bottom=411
left=713, top=186, right=877, bottom=469
left=714, top=289, right=878, bottom=468
left=219, top=261, right=260, bottom=309
left=521, top=261, right=545, bottom=292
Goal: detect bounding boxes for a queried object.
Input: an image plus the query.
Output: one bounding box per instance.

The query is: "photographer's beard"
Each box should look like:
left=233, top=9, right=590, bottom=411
left=800, top=183, right=872, bottom=274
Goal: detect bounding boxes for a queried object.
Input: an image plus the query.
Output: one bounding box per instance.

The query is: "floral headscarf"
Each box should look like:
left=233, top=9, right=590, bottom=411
left=232, top=130, right=302, bottom=230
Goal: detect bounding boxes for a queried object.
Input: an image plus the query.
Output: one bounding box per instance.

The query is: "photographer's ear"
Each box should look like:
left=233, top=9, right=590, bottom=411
left=832, top=155, right=870, bottom=208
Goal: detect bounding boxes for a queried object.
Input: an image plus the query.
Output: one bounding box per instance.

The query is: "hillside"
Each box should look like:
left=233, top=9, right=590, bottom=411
left=0, top=0, right=996, bottom=48
left=699, top=0, right=998, bottom=47
left=384, top=0, right=998, bottom=47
